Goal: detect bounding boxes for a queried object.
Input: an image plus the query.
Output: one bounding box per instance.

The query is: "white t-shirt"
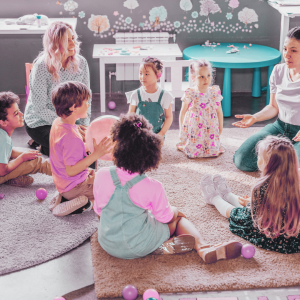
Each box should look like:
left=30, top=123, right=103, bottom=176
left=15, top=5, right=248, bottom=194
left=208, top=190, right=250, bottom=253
left=126, top=86, right=174, bottom=110
left=269, top=63, right=300, bottom=126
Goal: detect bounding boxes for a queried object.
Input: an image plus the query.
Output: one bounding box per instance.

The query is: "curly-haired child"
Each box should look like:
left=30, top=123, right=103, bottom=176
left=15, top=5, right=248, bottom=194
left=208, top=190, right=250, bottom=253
left=93, top=113, right=242, bottom=263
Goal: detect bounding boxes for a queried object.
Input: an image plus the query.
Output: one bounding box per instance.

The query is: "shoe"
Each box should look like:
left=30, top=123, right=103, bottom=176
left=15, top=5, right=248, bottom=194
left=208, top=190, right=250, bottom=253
left=212, top=174, right=231, bottom=200
left=198, top=241, right=242, bottom=264
left=4, top=175, right=34, bottom=188
left=52, top=195, right=89, bottom=217
left=200, top=174, right=219, bottom=205
left=151, top=234, right=195, bottom=255
left=70, top=200, right=93, bottom=215
left=28, top=139, right=40, bottom=150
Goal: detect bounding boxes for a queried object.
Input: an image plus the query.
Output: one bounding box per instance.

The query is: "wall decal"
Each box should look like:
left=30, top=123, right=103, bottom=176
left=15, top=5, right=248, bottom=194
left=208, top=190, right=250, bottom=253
left=123, top=0, right=139, bottom=13
left=113, top=11, right=119, bottom=16
left=78, top=11, right=85, bottom=18
left=228, top=0, right=239, bottom=13
left=238, top=7, right=258, bottom=27
left=64, top=0, right=78, bottom=12
left=200, top=0, right=221, bottom=23
left=174, top=21, right=181, bottom=28
left=149, top=6, right=168, bottom=28
left=191, top=11, right=199, bottom=18
left=125, top=17, right=132, bottom=24
left=180, top=0, right=193, bottom=12
left=88, top=14, right=110, bottom=34
left=226, top=12, right=233, bottom=20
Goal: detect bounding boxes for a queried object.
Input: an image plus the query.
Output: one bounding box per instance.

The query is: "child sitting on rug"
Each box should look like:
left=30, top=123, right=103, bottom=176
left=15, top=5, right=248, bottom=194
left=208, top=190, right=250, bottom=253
left=93, top=113, right=242, bottom=263
left=177, top=59, right=224, bottom=158
left=126, top=57, right=174, bottom=136
left=49, top=81, right=113, bottom=217
left=0, top=91, right=52, bottom=187
left=200, top=135, right=300, bottom=254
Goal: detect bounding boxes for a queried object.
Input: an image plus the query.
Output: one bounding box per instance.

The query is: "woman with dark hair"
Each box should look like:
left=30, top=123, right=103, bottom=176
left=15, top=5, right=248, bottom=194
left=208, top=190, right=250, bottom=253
left=233, top=26, right=300, bottom=172
left=24, top=21, right=91, bottom=156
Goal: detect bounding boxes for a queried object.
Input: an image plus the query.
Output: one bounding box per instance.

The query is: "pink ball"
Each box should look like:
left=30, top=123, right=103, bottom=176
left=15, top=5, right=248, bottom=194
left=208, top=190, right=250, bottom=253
left=36, top=188, right=47, bottom=200
left=122, top=285, right=138, bottom=300
left=108, top=101, right=116, bottom=110
left=143, top=289, right=159, bottom=300
left=53, top=297, right=66, bottom=300
left=86, top=115, right=119, bottom=161
left=241, top=244, right=255, bottom=259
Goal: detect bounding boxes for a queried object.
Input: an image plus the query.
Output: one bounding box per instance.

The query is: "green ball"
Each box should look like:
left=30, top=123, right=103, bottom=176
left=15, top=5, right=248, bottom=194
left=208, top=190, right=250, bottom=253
left=146, top=298, right=158, bottom=300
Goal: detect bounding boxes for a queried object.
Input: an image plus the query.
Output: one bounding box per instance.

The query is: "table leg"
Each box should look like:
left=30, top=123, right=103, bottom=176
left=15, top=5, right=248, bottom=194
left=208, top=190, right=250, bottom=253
left=252, top=67, right=261, bottom=98
left=222, top=68, right=231, bottom=117
left=99, top=59, right=105, bottom=113
left=266, top=65, right=274, bottom=105
left=280, top=14, right=289, bottom=63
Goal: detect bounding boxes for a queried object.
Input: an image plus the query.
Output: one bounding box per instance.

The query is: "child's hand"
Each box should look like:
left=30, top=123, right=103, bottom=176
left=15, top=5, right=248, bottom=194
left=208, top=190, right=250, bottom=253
left=292, top=130, right=300, bottom=142
left=238, top=195, right=251, bottom=207
left=21, top=150, right=41, bottom=162
left=93, top=137, right=114, bottom=159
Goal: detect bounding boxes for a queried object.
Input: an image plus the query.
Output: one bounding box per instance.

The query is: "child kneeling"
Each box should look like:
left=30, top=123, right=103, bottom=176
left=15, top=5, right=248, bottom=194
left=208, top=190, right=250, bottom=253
left=93, top=113, right=242, bottom=263
left=49, top=81, right=113, bottom=217
left=0, top=92, right=51, bottom=187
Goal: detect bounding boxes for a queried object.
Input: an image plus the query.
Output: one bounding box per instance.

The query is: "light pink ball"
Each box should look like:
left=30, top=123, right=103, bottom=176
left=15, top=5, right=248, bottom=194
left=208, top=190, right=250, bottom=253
left=108, top=101, right=116, bottom=110
left=143, top=289, right=159, bottom=300
left=53, top=297, right=66, bottom=300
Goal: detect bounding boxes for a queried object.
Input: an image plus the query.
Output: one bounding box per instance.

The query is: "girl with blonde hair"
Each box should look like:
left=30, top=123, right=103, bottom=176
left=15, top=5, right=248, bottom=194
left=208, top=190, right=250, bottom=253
left=200, top=135, right=300, bottom=253
left=24, top=21, right=91, bottom=156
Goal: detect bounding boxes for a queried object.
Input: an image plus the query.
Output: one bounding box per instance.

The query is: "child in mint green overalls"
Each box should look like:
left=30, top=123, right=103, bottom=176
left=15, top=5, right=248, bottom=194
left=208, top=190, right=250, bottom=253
left=93, top=113, right=242, bottom=263
left=127, top=57, right=174, bottom=137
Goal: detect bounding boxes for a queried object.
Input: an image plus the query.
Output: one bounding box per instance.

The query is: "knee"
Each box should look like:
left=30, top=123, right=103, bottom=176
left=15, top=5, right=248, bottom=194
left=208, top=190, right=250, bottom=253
left=233, top=150, right=256, bottom=172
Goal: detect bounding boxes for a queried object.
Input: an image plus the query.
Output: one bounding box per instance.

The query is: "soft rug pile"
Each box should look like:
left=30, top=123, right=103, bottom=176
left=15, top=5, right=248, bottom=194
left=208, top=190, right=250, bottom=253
left=91, top=128, right=300, bottom=298
left=0, top=148, right=98, bottom=275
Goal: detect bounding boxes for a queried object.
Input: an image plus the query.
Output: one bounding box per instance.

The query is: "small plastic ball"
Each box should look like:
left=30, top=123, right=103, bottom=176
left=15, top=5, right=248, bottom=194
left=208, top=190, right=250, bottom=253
left=122, top=285, right=138, bottom=300
left=241, top=244, right=255, bottom=259
left=53, top=297, right=66, bottom=300
left=143, top=289, right=159, bottom=300
left=0, top=193, right=5, bottom=199
left=108, top=101, right=116, bottom=110
left=36, top=188, right=47, bottom=200
left=146, top=298, right=158, bottom=300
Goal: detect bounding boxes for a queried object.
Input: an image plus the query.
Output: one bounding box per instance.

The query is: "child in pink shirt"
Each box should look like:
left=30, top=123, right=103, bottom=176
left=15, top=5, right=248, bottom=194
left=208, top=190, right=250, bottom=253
left=49, top=81, right=113, bottom=217
left=94, top=113, right=242, bottom=263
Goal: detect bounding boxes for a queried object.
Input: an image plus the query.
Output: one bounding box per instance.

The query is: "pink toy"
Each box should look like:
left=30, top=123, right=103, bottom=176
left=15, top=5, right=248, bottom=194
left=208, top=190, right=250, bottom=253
left=122, top=285, right=138, bottom=300
left=53, top=297, right=66, bottom=300
left=108, top=101, right=116, bottom=110
left=241, top=244, right=255, bottom=259
left=0, top=193, right=4, bottom=199
left=86, top=115, right=119, bottom=161
left=36, top=188, right=47, bottom=200
left=249, top=43, right=252, bottom=47
left=143, top=289, right=159, bottom=300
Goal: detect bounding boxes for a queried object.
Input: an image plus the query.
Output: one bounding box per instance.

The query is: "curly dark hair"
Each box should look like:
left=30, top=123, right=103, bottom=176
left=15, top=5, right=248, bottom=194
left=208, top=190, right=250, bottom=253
left=111, top=113, right=163, bottom=175
left=0, top=91, right=20, bottom=121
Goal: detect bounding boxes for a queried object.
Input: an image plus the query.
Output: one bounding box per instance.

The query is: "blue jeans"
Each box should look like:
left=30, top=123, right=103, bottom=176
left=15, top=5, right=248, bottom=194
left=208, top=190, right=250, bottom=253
left=233, top=119, right=300, bottom=172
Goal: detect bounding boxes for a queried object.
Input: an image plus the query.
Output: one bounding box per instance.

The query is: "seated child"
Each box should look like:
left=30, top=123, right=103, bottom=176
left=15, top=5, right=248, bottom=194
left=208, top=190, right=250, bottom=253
left=93, top=113, right=242, bottom=264
left=177, top=59, right=224, bottom=158
left=0, top=91, right=52, bottom=187
left=200, top=135, right=300, bottom=254
left=127, top=57, right=174, bottom=137
left=49, top=81, right=113, bottom=217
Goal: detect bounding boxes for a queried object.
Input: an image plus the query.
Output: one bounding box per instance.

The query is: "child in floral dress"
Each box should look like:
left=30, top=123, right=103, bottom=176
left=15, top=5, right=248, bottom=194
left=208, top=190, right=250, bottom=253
left=177, top=59, right=224, bottom=158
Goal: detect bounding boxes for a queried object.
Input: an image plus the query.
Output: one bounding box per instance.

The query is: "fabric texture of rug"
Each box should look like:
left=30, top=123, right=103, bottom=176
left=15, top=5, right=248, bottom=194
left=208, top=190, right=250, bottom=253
left=0, top=148, right=98, bottom=275
left=91, top=127, right=300, bottom=298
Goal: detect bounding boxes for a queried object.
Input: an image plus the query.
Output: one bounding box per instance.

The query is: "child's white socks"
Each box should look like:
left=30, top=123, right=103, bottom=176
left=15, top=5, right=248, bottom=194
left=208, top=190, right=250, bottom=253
left=223, top=192, right=244, bottom=208
left=211, top=195, right=233, bottom=218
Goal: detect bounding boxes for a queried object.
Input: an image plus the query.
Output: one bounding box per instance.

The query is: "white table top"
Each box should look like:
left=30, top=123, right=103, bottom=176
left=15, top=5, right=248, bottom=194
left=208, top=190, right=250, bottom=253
left=92, top=44, right=182, bottom=62
left=0, top=18, right=77, bottom=34
left=268, top=2, right=300, bottom=17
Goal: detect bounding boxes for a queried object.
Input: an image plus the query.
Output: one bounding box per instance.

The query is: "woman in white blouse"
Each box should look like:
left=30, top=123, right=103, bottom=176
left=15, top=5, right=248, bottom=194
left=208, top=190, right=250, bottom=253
left=233, top=27, right=300, bottom=171
left=24, top=21, right=91, bottom=156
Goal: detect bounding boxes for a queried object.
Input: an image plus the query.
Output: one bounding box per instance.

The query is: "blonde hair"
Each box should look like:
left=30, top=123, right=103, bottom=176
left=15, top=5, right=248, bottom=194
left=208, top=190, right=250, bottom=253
left=35, top=21, right=81, bottom=81
left=189, top=59, right=214, bottom=85
left=252, top=135, right=300, bottom=239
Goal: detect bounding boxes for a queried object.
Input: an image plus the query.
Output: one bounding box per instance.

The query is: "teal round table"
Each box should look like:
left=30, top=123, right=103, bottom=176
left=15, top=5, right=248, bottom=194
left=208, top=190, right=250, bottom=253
left=183, top=43, right=281, bottom=117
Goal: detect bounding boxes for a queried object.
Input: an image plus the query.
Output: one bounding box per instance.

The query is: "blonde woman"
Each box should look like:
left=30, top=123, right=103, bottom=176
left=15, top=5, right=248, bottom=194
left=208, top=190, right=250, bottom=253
left=24, top=21, right=91, bottom=156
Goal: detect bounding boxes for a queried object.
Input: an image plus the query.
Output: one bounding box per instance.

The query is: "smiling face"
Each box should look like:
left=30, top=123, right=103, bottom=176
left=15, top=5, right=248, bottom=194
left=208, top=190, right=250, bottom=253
left=0, top=103, right=23, bottom=131
left=62, top=29, right=76, bottom=63
left=283, top=37, right=300, bottom=69
left=194, top=66, right=212, bottom=91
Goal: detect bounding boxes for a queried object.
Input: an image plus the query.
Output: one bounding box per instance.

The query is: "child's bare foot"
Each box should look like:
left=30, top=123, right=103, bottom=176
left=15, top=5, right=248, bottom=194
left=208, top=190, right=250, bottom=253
left=177, top=145, right=184, bottom=152
left=4, top=175, right=34, bottom=188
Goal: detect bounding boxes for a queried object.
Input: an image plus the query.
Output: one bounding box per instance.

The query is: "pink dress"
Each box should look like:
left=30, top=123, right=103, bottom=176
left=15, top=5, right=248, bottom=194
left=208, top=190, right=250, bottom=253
left=177, top=85, right=224, bottom=158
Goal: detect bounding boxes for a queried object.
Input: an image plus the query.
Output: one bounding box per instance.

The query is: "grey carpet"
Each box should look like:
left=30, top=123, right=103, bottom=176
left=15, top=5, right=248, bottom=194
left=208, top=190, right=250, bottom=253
left=0, top=148, right=98, bottom=275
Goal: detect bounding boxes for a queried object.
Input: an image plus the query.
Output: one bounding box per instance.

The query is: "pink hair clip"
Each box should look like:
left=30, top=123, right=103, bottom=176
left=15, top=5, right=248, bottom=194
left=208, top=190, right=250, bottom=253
left=135, top=122, right=142, bottom=128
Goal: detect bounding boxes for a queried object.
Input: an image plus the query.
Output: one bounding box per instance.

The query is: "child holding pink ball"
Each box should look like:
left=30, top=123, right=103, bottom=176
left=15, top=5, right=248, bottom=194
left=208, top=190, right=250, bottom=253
left=200, top=135, right=300, bottom=254
left=177, top=59, right=224, bottom=158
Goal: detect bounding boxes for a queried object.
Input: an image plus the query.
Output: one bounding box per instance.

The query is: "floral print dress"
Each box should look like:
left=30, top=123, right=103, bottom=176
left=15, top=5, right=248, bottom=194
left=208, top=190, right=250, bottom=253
left=177, top=85, right=224, bottom=158
left=229, top=181, right=300, bottom=254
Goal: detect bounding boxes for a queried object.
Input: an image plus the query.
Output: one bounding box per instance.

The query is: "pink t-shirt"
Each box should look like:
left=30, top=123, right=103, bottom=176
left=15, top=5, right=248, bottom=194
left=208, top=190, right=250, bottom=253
left=49, top=118, right=89, bottom=193
left=93, top=167, right=174, bottom=223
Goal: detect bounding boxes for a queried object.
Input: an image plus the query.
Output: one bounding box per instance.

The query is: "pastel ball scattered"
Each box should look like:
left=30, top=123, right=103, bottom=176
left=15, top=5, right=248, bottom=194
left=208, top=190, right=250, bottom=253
left=0, top=193, right=5, bottom=199
left=108, top=101, right=116, bottom=110
left=143, top=289, right=159, bottom=300
left=36, top=188, right=47, bottom=200
left=122, top=285, right=138, bottom=300
left=241, top=244, right=255, bottom=259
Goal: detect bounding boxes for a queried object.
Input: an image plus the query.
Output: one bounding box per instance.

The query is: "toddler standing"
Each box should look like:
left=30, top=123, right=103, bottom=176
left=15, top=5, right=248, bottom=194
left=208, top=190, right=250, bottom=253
left=177, top=59, right=224, bottom=158
left=127, top=57, right=174, bottom=136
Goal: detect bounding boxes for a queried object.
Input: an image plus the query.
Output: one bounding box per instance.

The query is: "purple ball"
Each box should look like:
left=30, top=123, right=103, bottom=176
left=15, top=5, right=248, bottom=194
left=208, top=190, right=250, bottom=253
left=241, top=244, right=255, bottom=259
left=122, top=285, right=138, bottom=300
left=108, top=101, right=116, bottom=110
left=0, top=193, right=5, bottom=199
left=36, top=188, right=47, bottom=200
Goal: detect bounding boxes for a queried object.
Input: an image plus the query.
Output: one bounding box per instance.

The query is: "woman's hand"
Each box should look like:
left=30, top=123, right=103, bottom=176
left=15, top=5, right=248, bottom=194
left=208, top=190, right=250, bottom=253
left=238, top=195, right=251, bottom=207
left=232, top=115, right=257, bottom=128
left=293, top=130, right=300, bottom=142
left=77, top=125, right=87, bottom=142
